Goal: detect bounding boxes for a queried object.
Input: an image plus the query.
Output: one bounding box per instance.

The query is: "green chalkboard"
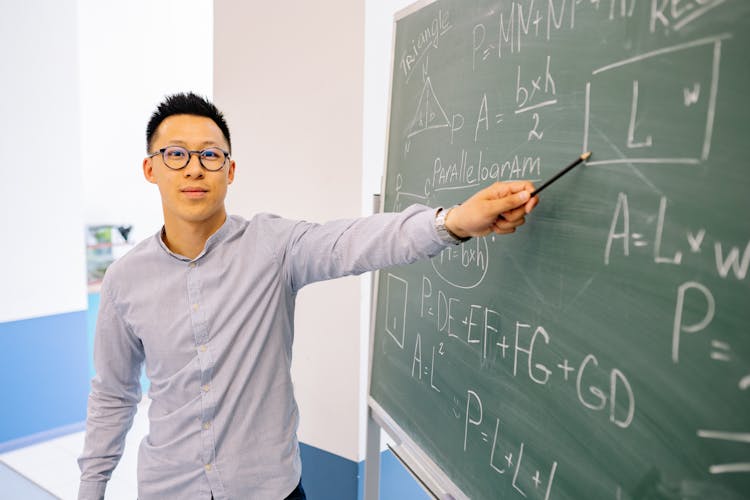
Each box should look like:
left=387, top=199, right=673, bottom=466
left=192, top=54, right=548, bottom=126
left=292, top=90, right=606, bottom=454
left=369, top=1, right=750, bottom=499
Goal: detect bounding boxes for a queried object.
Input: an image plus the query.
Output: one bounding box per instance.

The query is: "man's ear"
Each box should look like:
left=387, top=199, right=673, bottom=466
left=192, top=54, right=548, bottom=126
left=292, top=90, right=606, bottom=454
left=143, top=157, right=157, bottom=184
left=227, top=159, right=236, bottom=185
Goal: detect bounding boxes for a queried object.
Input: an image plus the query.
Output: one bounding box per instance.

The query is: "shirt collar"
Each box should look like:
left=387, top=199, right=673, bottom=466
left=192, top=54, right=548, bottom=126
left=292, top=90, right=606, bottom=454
left=155, top=215, right=235, bottom=262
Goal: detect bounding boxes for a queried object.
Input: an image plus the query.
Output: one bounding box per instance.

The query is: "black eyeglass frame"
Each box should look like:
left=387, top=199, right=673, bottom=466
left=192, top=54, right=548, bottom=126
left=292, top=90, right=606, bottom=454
left=148, top=146, right=231, bottom=171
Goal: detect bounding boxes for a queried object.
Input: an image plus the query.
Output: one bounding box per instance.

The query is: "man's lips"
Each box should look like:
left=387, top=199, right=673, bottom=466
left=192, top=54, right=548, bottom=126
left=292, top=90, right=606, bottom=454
left=181, top=187, right=208, bottom=198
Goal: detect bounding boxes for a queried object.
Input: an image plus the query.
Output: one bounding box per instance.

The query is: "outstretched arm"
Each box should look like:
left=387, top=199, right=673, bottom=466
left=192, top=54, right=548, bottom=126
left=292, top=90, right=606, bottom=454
left=282, top=181, right=538, bottom=292
left=445, top=180, right=538, bottom=239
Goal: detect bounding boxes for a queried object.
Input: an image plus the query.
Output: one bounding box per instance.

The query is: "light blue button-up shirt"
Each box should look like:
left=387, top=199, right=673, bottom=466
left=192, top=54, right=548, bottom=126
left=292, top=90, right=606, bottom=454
left=78, top=205, right=448, bottom=500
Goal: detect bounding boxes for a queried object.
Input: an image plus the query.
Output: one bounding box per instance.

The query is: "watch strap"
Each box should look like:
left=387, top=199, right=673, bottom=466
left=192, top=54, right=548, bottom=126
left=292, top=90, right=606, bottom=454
left=435, top=205, right=471, bottom=245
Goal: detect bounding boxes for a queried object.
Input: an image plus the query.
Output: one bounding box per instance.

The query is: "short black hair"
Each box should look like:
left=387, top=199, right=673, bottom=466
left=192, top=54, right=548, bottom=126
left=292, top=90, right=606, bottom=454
left=146, top=92, right=231, bottom=153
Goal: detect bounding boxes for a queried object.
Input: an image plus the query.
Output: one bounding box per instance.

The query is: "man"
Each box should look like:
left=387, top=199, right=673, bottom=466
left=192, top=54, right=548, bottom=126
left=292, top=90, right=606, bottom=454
left=78, top=92, right=537, bottom=499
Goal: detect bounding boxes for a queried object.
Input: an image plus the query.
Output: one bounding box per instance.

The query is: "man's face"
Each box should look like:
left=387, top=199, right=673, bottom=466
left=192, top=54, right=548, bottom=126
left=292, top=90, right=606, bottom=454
left=143, top=114, right=235, bottom=228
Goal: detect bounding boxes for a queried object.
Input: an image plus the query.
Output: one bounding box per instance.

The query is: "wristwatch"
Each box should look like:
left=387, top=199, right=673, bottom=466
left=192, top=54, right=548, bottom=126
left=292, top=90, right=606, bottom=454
left=435, top=205, right=471, bottom=245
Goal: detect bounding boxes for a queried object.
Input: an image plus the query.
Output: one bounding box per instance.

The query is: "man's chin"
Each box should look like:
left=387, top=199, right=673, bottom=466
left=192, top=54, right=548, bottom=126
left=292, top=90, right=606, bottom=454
left=163, top=204, right=226, bottom=226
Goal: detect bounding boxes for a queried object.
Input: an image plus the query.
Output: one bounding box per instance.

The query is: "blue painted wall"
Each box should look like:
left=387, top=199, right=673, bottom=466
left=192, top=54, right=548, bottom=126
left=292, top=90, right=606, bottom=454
left=300, top=443, right=430, bottom=500
left=357, top=449, right=432, bottom=500
left=300, top=444, right=430, bottom=500
left=300, top=442, right=358, bottom=499
left=0, top=310, right=89, bottom=452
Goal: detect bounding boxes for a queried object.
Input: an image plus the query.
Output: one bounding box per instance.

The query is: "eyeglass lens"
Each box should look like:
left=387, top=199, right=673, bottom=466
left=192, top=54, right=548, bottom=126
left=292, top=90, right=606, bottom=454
left=162, top=146, right=226, bottom=171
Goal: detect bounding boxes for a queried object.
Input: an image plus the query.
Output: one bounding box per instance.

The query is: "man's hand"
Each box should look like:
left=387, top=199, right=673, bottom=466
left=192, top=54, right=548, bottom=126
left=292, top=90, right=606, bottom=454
left=445, top=181, right=538, bottom=238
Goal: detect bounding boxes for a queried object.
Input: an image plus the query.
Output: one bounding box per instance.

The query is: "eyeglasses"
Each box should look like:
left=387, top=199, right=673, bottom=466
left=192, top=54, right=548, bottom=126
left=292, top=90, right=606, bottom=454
left=148, top=146, right=230, bottom=171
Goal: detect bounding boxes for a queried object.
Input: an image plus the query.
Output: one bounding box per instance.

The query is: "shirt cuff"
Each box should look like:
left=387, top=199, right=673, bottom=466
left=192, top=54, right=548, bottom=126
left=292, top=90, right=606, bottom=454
left=78, top=480, right=107, bottom=500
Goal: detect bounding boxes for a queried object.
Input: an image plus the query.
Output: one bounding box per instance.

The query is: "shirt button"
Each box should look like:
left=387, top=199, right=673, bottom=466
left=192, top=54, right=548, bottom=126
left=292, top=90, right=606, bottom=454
left=189, top=262, right=196, bottom=268
left=205, top=463, right=212, bottom=472
left=203, top=422, right=211, bottom=430
left=199, top=344, right=207, bottom=352
left=192, top=303, right=199, bottom=311
left=202, top=384, right=210, bottom=392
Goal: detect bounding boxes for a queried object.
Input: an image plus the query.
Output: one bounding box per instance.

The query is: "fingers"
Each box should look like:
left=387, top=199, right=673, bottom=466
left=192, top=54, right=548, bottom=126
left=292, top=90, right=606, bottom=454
left=492, top=215, right=525, bottom=233
left=454, top=181, right=538, bottom=238
left=488, top=189, right=531, bottom=214
left=488, top=180, right=535, bottom=198
left=524, top=195, right=539, bottom=214
left=500, top=204, right=527, bottom=222
left=491, top=181, right=538, bottom=216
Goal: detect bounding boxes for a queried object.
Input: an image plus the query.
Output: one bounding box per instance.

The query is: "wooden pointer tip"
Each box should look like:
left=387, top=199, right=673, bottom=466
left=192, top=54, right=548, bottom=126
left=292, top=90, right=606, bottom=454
left=581, top=151, right=592, bottom=161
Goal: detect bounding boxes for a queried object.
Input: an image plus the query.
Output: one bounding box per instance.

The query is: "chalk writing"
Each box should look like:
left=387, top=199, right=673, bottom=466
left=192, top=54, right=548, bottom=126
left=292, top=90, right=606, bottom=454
left=399, top=8, right=453, bottom=82
left=463, top=389, right=559, bottom=499
left=384, top=273, right=408, bottom=348
left=585, top=35, right=729, bottom=165
left=373, top=1, right=748, bottom=498
left=430, top=150, right=541, bottom=194
left=651, top=0, right=727, bottom=33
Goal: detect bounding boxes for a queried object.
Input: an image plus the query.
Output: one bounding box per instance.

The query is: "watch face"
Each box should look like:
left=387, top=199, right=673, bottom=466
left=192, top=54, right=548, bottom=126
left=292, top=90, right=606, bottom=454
left=436, top=206, right=469, bottom=244
left=436, top=211, right=447, bottom=230
left=435, top=208, right=459, bottom=244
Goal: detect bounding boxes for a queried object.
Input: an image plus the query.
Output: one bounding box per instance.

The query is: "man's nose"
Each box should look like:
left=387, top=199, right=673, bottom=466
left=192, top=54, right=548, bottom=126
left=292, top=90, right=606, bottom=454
left=183, top=152, right=204, bottom=177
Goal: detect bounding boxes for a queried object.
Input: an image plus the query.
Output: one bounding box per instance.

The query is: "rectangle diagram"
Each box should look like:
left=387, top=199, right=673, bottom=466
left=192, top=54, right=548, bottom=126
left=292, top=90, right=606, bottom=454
left=384, top=273, right=408, bottom=348
left=583, top=35, right=730, bottom=167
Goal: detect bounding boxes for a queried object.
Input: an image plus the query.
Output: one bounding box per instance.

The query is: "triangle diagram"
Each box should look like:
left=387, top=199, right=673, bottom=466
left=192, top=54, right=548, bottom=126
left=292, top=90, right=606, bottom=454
left=406, top=77, right=451, bottom=139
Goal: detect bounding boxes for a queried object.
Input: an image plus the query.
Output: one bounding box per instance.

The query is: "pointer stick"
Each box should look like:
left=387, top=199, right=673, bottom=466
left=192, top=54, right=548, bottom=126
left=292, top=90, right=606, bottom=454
left=530, top=151, right=592, bottom=198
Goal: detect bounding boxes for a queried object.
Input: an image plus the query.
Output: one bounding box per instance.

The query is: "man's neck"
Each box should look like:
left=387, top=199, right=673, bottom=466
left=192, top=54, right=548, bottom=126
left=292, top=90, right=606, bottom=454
left=161, top=211, right=227, bottom=260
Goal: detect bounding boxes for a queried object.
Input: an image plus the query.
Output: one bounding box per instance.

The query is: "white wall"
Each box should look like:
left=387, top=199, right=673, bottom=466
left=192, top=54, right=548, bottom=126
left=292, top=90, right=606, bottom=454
left=0, top=0, right=214, bottom=323
left=214, top=0, right=365, bottom=462
left=0, top=0, right=87, bottom=323
left=77, top=0, right=213, bottom=245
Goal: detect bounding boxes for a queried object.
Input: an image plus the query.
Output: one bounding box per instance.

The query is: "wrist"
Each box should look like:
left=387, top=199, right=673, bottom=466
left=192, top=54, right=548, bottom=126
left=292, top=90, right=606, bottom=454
left=444, top=205, right=470, bottom=240
left=435, top=205, right=471, bottom=245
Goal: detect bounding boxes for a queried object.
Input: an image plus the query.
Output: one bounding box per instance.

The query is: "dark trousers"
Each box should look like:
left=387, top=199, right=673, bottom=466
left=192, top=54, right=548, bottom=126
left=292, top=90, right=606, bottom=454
left=284, top=482, right=306, bottom=500
left=211, top=481, right=305, bottom=499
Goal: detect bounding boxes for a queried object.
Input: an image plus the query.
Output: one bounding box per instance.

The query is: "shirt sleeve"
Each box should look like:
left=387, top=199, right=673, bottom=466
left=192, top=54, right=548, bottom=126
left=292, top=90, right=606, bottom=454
left=283, top=204, right=447, bottom=293
left=77, top=275, right=144, bottom=500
